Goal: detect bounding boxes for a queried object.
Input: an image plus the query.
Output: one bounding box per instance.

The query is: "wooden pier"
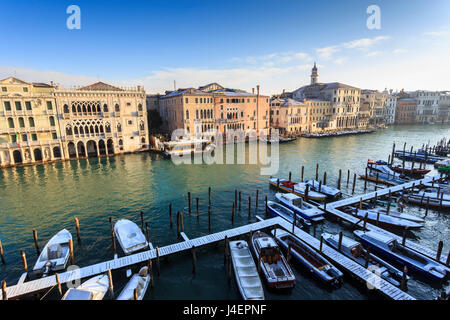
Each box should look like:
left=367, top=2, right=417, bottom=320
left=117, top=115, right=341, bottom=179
left=0, top=216, right=415, bottom=301
left=321, top=174, right=449, bottom=266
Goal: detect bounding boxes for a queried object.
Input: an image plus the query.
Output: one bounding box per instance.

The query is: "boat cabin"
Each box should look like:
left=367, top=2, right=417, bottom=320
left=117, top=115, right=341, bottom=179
left=280, top=193, right=303, bottom=208
left=163, top=139, right=212, bottom=157
left=254, top=237, right=281, bottom=264
left=62, top=288, right=93, bottom=300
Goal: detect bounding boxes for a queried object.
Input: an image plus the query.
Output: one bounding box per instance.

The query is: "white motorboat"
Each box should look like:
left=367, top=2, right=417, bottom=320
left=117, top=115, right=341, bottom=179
left=267, top=200, right=311, bottom=227
left=344, top=208, right=424, bottom=230
left=33, top=229, right=72, bottom=275
left=229, top=240, right=265, bottom=300
left=62, top=274, right=110, bottom=300
left=114, top=219, right=149, bottom=255
left=269, top=177, right=327, bottom=202
left=275, top=192, right=324, bottom=222
left=365, top=206, right=425, bottom=224
left=117, top=266, right=151, bottom=300
left=305, top=179, right=342, bottom=199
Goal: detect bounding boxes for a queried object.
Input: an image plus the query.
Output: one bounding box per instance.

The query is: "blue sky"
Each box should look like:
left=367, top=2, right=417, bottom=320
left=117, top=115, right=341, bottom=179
left=0, top=0, right=449, bottom=94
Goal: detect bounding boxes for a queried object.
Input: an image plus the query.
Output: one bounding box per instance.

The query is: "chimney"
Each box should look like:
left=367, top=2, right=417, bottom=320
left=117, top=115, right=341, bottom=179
left=282, top=89, right=285, bottom=94
left=252, top=88, right=255, bottom=94
left=50, top=81, right=54, bottom=87
left=137, top=85, right=143, bottom=92
left=257, top=85, right=260, bottom=96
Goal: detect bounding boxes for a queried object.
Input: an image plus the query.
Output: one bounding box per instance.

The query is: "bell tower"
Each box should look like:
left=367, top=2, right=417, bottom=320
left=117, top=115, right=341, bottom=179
left=311, top=62, right=318, bottom=85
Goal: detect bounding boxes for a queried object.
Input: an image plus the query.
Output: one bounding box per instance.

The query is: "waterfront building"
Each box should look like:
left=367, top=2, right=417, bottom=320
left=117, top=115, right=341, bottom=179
left=409, top=90, right=440, bottom=124
left=153, top=84, right=270, bottom=139
left=0, top=77, right=63, bottom=166
left=438, top=91, right=450, bottom=124
left=270, top=98, right=308, bottom=135
left=0, top=77, right=149, bottom=168
left=360, top=89, right=387, bottom=126
left=304, top=99, right=334, bottom=133
left=395, top=98, right=417, bottom=124
left=383, top=89, right=397, bottom=125
left=291, top=63, right=361, bottom=131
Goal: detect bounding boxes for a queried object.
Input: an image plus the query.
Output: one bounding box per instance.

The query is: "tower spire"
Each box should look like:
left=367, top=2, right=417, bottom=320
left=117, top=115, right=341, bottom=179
left=311, top=62, right=318, bottom=85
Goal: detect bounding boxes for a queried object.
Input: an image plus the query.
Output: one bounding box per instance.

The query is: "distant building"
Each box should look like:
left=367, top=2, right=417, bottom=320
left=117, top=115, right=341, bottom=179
left=438, top=91, right=450, bottom=123
left=304, top=99, right=334, bottom=133
left=409, top=90, right=440, bottom=124
left=360, top=89, right=387, bottom=126
left=395, top=98, right=417, bottom=124
left=270, top=98, right=308, bottom=134
left=383, top=89, right=397, bottom=125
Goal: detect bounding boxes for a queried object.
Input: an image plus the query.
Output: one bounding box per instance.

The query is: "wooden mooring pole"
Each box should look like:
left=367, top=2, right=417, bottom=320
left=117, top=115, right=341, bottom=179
left=188, top=192, right=191, bottom=215
left=20, top=250, right=27, bottom=272
left=169, top=203, right=173, bottom=228
left=32, top=229, right=40, bottom=255
left=1, top=281, right=7, bottom=300
left=337, top=169, right=342, bottom=190
left=352, top=173, right=357, bottom=194
left=436, top=241, right=443, bottom=261
left=301, top=165, right=304, bottom=182
left=315, top=164, right=319, bottom=181
left=0, top=240, right=5, bottom=264
left=74, top=217, right=81, bottom=243
left=69, top=238, right=74, bottom=264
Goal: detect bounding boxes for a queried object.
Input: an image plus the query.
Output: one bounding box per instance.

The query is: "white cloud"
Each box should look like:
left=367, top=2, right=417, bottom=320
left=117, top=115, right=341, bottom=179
left=317, top=46, right=340, bottom=59
left=366, top=51, right=383, bottom=57
left=316, top=35, right=391, bottom=59
left=393, top=48, right=408, bottom=54
left=423, top=30, right=449, bottom=37
left=333, top=57, right=347, bottom=65
left=233, top=51, right=313, bottom=66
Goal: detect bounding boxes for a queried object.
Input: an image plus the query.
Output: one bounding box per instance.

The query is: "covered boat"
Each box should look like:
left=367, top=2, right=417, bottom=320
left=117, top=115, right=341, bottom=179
left=114, top=219, right=149, bottom=255
left=62, top=274, right=110, bottom=300
left=269, top=177, right=327, bottom=202
left=251, top=231, right=295, bottom=289
left=354, top=230, right=450, bottom=281
left=229, top=240, right=265, bottom=300
left=344, top=208, right=424, bottom=230
left=322, top=233, right=406, bottom=287
left=304, top=179, right=341, bottom=199
left=275, top=192, right=324, bottom=222
left=273, top=229, right=343, bottom=285
left=117, top=266, right=151, bottom=300
left=33, top=229, right=72, bottom=275
left=267, top=200, right=311, bottom=227
left=364, top=206, right=425, bottom=224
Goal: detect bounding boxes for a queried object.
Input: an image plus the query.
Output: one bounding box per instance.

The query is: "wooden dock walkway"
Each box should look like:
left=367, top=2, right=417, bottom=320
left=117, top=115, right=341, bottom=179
left=320, top=174, right=449, bottom=266
left=1, top=216, right=415, bottom=300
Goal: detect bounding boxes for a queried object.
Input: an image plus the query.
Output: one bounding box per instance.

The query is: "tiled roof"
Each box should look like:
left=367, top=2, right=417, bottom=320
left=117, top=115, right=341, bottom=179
left=78, top=81, right=123, bottom=91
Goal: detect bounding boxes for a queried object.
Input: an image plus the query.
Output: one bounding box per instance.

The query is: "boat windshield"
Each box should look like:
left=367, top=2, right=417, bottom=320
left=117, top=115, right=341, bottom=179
left=261, top=247, right=281, bottom=264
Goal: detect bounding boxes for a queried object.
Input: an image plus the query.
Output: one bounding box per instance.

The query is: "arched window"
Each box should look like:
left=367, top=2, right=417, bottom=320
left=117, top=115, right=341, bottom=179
left=97, top=104, right=101, bottom=113
left=77, top=105, right=81, bottom=113
left=66, top=126, right=73, bottom=136
left=87, top=104, right=92, bottom=113
left=186, top=110, right=189, bottom=119
left=138, top=103, right=143, bottom=111
left=72, top=105, right=76, bottom=113
left=85, top=125, right=89, bottom=135
left=64, top=104, right=69, bottom=113
left=115, top=104, right=120, bottom=112
left=103, top=104, right=108, bottom=112
left=18, top=117, right=25, bottom=128
left=74, top=126, right=79, bottom=134
left=99, top=125, right=104, bottom=133
left=95, top=125, right=99, bottom=133
left=119, top=139, right=123, bottom=146
left=90, top=125, right=94, bottom=134
left=7, top=117, right=14, bottom=128
left=82, top=105, right=87, bottom=113
left=49, top=116, right=55, bottom=126
left=79, top=126, right=84, bottom=134
left=117, top=123, right=122, bottom=132
left=28, top=117, right=35, bottom=127
left=139, top=121, right=145, bottom=131
left=105, top=123, right=111, bottom=133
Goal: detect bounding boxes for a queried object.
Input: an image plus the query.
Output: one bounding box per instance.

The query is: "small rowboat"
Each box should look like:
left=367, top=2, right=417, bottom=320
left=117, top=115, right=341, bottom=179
left=117, top=266, right=151, bottom=300
left=305, top=179, right=341, bottom=199
left=273, top=229, right=343, bottom=285
left=366, top=206, right=425, bottom=224
left=322, top=232, right=406, bottom=287
left=114, top=219, right=149, bottom=255
left=389, top=166, right=430, bottom=176
left=62, top=274, right=110, bottom=300
left=229, top=240, right=265, bottom=300
left=275, top=192, right=324, bottom=222
left=33, top=229, right=72, bottom=276
left=251, top=231, right=296, bottom=289
left=344, top=208, right=424, bottom=230
left=269, top=177, right=327, bottom=202
left=354, top=230, right=450, bottom=281
left=267, top=200, right=311, bottom=227
left=405, top=194, right=450, bottom=210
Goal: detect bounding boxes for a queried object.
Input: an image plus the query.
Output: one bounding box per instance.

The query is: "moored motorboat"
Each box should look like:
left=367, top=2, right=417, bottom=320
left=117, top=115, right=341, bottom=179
left=275, top=192, right=324, bottom=222
left=250, top=231, right=295, bottom=289
left=116, top=266, right=151, bottom=300
left=114, top=219, right=149, bottom=255
left=269, top=177, right=327, bottom=202
left=304, top=179, right=341, bottom=199
left=33, top=229, right=72, bottom=276
left=229, top=240, right=265, bottom=300
left=322, top=232, right=406, bottom=287
left=365, top=206, right=425, bottom=224
left=62, top=274, right=110, bottom=300
left=343, top=208, right=424, bottom=230
left=272, top=229, right=343, bottom=285
left=354, top=230, right=450, bottom=281
left=267, top=200, right=311, bottom=227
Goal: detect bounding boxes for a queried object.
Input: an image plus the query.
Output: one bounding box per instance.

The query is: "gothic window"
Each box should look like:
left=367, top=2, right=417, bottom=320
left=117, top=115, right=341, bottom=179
left=117, top=123, right=122, bottom=132
left=64, top=104, right=69, bottom=113
left=138, top=103, right=143, bottom=111
left=104, top=104, right=108, bottom=112
left=74, top=126, right=78, bottom=135
left=115, top=104, right=120, bottom=112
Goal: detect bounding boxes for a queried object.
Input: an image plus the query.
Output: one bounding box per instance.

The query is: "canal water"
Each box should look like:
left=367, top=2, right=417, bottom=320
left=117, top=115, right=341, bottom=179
left=0, top=125, right=449, bottom=300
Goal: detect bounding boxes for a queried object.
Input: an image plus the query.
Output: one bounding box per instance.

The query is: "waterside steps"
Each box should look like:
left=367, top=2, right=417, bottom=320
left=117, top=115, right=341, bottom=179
left=0, top=217, right=415, bottom=300
left=320, top=174, right=449, bottom=266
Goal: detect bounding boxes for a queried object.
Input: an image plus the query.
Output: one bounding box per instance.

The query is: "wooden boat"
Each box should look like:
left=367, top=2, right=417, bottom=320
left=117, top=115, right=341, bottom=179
left=273, top=229, right=343, bottom=285
left=365, top=206, right=425, bottom=224
left=114, top=219, right=149, bottom=255
left=162, top=139, right=213, bottom=158
left=322, top=233, right=406, bottom=287
left=33, top=229, right=72, bottom=275
left=62, top=274, right=110, bottom=300
left=344, top=208, right=424, bottom=230
left=434, top=159, right=450, bottom=169
left=405, top=194, right=450, bottom=210
left=117, top=266, right=151, bottom=300
left=304, top=179, right=341, bottom=199
left=267, top=200, right=311, bottom=227
left=389, top=166, right=430, bottom=176
left=359, top=172, right=405, bottom=186
left=354, top=230, right=450, bottom=281
left=275, top=192, right=324, bottom=222
left=229, top=240, right=265, bottom=300
left=394, top=151, right=443, bottom=164
left=269, top=177, right=327, bottom=202
left=250, top=231, right=295, bottom=289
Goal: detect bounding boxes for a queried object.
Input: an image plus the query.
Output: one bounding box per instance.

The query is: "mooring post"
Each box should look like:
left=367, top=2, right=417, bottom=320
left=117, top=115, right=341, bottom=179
left=227, top=252, right=232, bottom=282
left=107, top=269, right=114, bottom=294
left=375, top=172, right=379, bottom=186
left=208, top=187, right=211, bottom=206
left=352, top=173, right=356, bottom=194
left=20, top=249, right=27, bottom=272
left=391, top=142, right=395, bottom=165
left=436, top=241, right=443, bottom=261
left=208, top=205, right=211, bottom=230
left=347, top=169, right=350, bottom=186
left=440, top=192, right=444, bottom=209
left=402, top=228, right=407, bottom=246
left=55, top=273, right=62, bottom=296
left=196, top=197, right=199, bottom=219
left=235, top=189, right=237, bottom=209
left=145, top=222, right=150, bottom=243
left=156, top=246, right=161, bottom=276
left=265, top=195, right=268, bottom=215
left=255, top=189, right=259, bottom=211
left=188, top=192, right=191, bottom=215
left=69, top=238, right=74, bottom=264
left=292, top=212, right=297, bottom=234
left=176, top=212, right=180, bottom=237
left=305, top=184, right=309, bottom=201
left=169, top=203, right=173, bottom=228
left=248, top=196, right=251, bottom=217
left=315, top=164, right=319, bottom=181
left=338, top=232, right=343, bottom=252
left=224, top=236, right=228, bottom=265
left=425, top=197, right=430, bottom=217
left=191, top=245, right=197, bottom=274
left=239, top=191, right=241, bottom=210
left=277, top=178, right=280, bottom=190
left=363, top=213, right=368, bottom=230
left=289, top=171, right=292, bottom=182
left=1, top=281, right=7, bottom=300
left=388, top=154, right=391, bottom=165
left=319, top=236, right=323, bottom=252
left=232, top=202, right=235, bottom=224
left=180, top=212, right=184, bottom=233
left=109, top=217, right=116, bottom=254
left=319, top=180, right=322, bottom=193
left=376, top=211, right=380, bottom=226
left=32, top=229, right=40, bottom=255
left=337, top=169, right=342, bottom=190
left=359, top=197, right=363, bottom=209
left=148, top=259, right=154, bottom=287
left=401, top=266, right=407, bottom=291
left=364, top=167, right=368, bottom=190
left=0, top=240, right=5, bottom=264
left=323, top=171, right=327, bottom=185
left=74, top=217, right=81, bottom=243
left=301, top=165, right=304, bottom=182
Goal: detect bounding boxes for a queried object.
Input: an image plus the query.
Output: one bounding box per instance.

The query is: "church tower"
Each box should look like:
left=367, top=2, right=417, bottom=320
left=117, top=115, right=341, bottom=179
left=311, top=62, right=318, bottom=85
